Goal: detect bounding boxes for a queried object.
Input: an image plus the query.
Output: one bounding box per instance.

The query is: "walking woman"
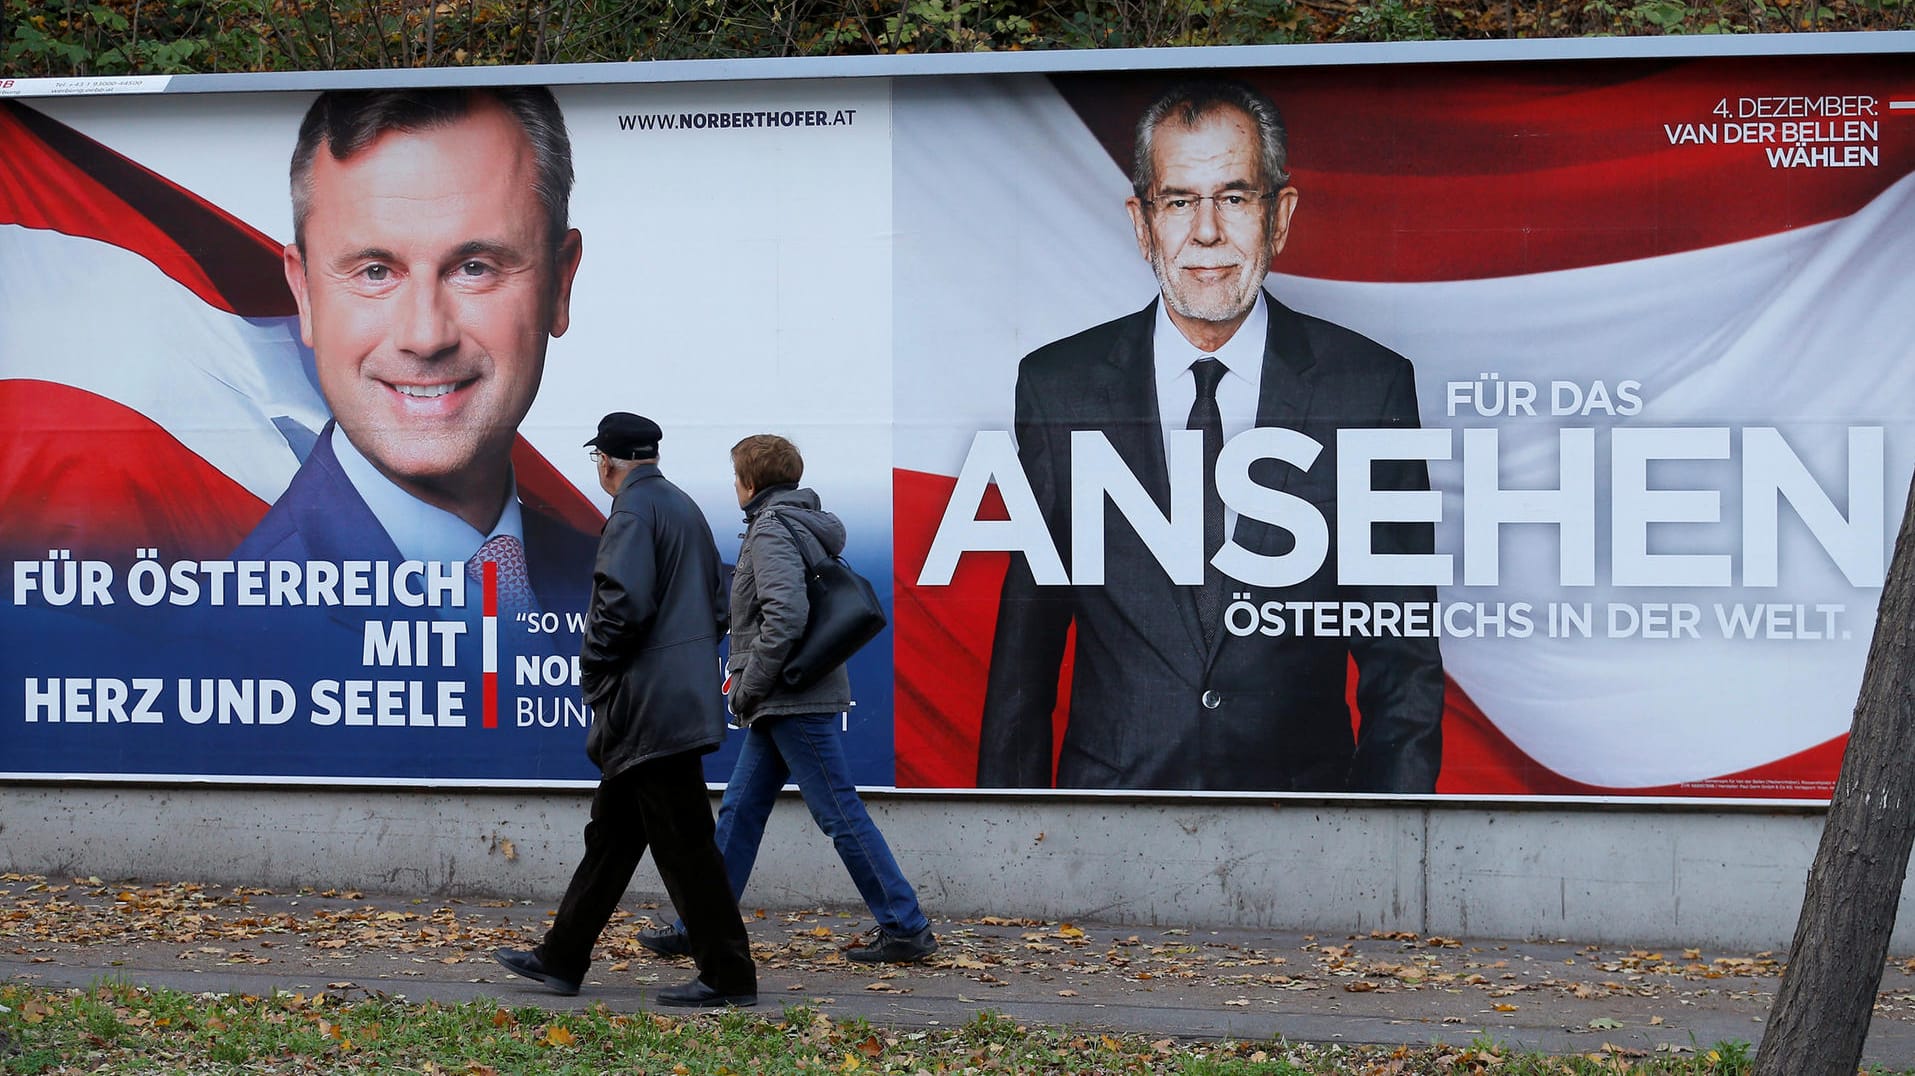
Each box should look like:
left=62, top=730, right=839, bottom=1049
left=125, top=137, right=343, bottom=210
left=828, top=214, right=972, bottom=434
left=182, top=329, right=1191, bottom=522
left=642, top=434, right=937, bottom=964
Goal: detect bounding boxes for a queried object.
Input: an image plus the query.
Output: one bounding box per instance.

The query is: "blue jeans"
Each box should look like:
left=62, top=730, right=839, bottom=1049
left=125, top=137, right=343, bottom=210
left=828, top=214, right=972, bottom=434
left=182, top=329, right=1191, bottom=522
left=676, top=711, right=928, bottom=937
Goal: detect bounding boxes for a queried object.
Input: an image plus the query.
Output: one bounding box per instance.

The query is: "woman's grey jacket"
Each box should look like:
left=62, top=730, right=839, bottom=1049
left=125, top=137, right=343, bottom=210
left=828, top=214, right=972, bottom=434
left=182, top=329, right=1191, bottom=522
left=726, top=484, right=854, bottom=724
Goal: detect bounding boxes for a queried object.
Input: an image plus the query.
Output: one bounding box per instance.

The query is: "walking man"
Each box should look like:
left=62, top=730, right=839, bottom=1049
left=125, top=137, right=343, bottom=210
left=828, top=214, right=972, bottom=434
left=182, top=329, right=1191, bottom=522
left=495, top=412, right=757, bottom=1007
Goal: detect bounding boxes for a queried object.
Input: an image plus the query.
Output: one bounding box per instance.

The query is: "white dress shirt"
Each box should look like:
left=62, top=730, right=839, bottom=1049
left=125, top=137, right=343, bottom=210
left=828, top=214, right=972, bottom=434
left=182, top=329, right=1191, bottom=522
left=1152, top=295, right=1269, bottom=532
left=330, top=424, right=526, bottom=565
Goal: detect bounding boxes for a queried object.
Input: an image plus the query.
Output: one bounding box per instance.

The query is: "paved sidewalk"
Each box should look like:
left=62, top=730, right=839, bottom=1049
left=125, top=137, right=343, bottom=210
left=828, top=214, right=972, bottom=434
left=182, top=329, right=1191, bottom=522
left=5, top=874, right=1915, bottom=1065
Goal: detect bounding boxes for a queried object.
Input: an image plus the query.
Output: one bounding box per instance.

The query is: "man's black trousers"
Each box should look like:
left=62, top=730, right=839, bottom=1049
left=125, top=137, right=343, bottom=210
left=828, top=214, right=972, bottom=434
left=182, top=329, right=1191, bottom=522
left=537, top=750, right=755, bottom=994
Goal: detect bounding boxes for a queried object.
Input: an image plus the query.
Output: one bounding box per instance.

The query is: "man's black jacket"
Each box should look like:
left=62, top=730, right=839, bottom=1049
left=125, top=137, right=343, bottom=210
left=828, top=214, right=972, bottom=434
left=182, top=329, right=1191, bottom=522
left=580, top=463, right=728, bottom=779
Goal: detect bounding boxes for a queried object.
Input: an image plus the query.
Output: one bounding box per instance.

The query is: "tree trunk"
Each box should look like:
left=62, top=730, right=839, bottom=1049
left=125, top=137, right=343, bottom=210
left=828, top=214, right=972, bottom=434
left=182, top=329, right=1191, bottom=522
left=1755, top=470, right=1915, bottom=1074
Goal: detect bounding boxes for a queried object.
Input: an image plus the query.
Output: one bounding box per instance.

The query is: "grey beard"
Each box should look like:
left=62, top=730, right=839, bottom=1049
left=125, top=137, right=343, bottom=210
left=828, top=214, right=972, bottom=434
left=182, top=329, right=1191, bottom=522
left=1152, top=251, right=1266, bottom=324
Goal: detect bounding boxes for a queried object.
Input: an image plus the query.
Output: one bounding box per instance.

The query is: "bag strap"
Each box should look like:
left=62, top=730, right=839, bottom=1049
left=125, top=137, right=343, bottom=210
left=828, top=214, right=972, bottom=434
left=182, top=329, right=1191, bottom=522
left=764, top=509, right=821, bottom=572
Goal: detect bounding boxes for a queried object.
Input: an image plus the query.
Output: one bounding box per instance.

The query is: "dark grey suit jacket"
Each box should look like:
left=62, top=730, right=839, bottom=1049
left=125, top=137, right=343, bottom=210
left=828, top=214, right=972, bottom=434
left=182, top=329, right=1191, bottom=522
left=977, top=293, right=1444, bottom=793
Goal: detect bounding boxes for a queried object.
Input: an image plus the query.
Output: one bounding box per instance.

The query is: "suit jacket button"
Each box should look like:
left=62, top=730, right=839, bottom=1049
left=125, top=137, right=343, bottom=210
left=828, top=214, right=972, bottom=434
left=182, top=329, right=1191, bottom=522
left=1201, top=690, right=1222, bottom=710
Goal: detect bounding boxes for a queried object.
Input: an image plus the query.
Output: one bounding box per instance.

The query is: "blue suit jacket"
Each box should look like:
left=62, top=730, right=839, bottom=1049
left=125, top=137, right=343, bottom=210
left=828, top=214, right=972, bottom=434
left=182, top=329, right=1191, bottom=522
left=234, top=425, right=598, bottom=617
left=221, top=425, right=602, bottom=781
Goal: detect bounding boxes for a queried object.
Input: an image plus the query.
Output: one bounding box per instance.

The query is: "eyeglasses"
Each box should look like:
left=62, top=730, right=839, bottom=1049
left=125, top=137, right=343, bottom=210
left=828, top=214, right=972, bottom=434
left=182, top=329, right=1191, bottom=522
left=588, top=449, right=606, bottom=463
left=1140, top=190, right=1274, bottom=223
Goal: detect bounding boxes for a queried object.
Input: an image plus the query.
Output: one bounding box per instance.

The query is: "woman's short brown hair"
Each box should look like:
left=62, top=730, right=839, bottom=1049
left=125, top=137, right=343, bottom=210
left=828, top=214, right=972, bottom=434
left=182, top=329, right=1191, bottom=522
left=731, top=434, right=804, bottom=491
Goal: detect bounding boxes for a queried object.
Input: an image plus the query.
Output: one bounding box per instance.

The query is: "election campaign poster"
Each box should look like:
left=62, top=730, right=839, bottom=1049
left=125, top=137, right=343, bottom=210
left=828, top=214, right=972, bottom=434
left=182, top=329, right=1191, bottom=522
left=891, top=52, right=1915, bottom=799
left=4, top=37, right=1913, bottom=799
left=1, top=79, right=895, bottom=786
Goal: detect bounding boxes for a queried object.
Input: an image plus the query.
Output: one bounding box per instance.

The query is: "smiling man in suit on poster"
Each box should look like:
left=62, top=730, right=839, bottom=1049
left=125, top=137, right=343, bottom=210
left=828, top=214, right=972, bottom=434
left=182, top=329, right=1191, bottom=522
left=235, top=87, right=597, bottom=616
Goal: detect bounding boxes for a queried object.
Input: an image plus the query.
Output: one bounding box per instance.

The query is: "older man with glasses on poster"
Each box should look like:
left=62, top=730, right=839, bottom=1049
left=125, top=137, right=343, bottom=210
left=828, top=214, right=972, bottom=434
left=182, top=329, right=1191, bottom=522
left=977, top=79, right=1446, bottom=795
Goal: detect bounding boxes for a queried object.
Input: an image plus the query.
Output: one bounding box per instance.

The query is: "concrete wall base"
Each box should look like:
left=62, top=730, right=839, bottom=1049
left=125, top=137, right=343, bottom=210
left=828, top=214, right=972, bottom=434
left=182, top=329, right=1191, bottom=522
left=3, top=786, right=1903, bottom=952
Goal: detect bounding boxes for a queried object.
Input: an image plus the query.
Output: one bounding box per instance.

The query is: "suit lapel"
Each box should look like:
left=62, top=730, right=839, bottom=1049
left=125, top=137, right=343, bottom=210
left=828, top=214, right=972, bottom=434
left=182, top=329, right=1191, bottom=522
left=1252, top=292, right=1320, bottom=485
left=289, top=428, right=413, bottom=633
left=292, top=430, right=406, bottom=563
left=1203, top=293, right=1320, bottom=669
left=521, top=505, right=598, bottom=615
left=1103, top=301, right=1210, bottom=662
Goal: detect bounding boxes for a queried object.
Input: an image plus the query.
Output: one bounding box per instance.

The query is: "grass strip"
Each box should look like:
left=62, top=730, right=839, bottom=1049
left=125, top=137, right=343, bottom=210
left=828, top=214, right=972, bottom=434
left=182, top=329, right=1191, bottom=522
left=0, top=980, right=1889, bottom=1075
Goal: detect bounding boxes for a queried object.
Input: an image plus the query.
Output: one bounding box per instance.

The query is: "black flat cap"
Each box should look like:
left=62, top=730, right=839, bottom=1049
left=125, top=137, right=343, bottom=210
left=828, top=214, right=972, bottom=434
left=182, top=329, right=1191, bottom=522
left=585, top=412, right=662, bottom=460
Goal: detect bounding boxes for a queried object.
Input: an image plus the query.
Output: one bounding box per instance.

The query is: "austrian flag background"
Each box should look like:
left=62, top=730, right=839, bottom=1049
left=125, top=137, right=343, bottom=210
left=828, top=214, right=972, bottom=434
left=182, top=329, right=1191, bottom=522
left=4, top=42, right=1914, bottom=799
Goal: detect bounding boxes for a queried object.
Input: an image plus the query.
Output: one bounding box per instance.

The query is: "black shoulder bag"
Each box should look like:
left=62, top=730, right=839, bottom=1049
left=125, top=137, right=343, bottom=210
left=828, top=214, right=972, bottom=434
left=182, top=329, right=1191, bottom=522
left=767, top=511, right=888, bottom=689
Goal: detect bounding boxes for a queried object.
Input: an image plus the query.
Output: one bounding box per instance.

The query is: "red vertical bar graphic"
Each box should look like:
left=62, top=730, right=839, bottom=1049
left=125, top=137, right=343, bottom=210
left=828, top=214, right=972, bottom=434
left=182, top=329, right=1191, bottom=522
left=482, top=559, right=498, bottom=728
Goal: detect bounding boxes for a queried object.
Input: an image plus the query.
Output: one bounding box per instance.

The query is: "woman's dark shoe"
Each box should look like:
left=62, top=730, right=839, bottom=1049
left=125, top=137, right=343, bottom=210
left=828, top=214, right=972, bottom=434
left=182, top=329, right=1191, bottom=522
left=847, top=925, right=938, bottom=964
left=637, top=924, right=692, bottom=958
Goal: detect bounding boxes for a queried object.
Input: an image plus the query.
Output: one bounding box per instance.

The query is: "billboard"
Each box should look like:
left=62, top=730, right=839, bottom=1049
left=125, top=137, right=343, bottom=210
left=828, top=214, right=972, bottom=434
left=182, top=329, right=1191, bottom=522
left=4, top=36, right=1913, bottom=800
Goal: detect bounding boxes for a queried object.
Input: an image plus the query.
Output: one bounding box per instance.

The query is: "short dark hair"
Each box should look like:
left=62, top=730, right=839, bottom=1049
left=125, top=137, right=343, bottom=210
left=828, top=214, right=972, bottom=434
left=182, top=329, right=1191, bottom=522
left=731, top=434, right=804, bottom=491
left=1132, top=80, right=1290, bottom=199
left=290, top=87, right=574, bottom=252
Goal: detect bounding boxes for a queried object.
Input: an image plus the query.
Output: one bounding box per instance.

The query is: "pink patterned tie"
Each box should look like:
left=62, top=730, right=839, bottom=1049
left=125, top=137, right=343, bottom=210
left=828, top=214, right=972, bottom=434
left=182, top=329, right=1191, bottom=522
left=467, top=534, right=538, bottom=616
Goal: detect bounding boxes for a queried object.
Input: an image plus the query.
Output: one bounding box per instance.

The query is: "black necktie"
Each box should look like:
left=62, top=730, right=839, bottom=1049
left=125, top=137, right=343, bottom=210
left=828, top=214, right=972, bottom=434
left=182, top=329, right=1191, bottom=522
left=1188, top=358, right=1226, bottom=647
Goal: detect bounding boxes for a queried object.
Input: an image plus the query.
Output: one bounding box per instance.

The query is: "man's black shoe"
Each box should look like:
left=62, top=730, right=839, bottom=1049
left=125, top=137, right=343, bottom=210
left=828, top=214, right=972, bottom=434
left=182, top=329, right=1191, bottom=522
left=847, top=926, right=938, bottom=964
left=637, top=924, right=691, bottom=958
left=492, top=947, right=581, bottom=997
left=656, top=977, right=757, bottom=1008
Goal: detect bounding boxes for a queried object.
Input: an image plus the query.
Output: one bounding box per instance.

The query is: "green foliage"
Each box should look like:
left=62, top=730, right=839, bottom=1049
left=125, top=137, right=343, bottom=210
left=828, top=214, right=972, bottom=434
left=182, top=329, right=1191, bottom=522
left=2, top=0, right=1911, bottom=76
left=1711, top=1038, right=1754, bottom=1073
left=1338, top=0, right=1439, bottom=39
left=3, top=0, right=269, bottom=74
